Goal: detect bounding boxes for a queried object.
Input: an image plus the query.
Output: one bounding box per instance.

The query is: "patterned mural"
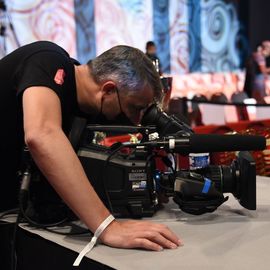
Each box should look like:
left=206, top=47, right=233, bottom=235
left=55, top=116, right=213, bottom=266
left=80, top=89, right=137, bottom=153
left=169, top=0, right=189, bottom=74
left=0, top=0, right=76, bottom=58
left=94, top=0, right=153, bottom=56
left=187, top=0, right=201, bottom=72
left=0, top=0, right=246, bottom=73
left=74, top=0, right=96, bottom=63
left=153, top=0, right=171, bottom=73
left=200, top=0, right=244, bottom=72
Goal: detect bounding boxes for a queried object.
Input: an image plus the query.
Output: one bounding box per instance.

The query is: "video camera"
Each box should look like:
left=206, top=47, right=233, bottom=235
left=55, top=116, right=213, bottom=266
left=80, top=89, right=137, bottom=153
left=77, top=104, right=266, bottom=218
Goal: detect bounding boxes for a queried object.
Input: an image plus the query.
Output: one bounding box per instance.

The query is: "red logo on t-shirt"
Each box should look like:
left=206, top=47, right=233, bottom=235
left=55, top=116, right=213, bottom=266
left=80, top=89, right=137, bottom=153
left=54, top=69, right=65, bottom=85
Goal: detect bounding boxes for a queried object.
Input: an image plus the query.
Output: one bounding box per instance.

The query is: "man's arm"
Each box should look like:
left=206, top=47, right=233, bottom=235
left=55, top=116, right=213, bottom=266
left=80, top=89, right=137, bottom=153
left=23, top=86, right=110, bottom=231
left=23, top=86, right=181, bottom=250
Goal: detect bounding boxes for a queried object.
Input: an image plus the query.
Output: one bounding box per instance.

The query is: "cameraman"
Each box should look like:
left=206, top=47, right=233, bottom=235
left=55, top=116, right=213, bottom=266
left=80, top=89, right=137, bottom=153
left=0, top=41, right=181, bottom=255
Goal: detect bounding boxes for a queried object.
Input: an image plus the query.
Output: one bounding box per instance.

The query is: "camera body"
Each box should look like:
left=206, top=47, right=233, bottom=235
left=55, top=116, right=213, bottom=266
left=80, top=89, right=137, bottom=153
left=25, top=104, right=263, bottom=222
left=78, top=133, right=256, bottom=218
left=75, top=104, right=263, bottom=218
left=78, top=145, right=158, bottom=218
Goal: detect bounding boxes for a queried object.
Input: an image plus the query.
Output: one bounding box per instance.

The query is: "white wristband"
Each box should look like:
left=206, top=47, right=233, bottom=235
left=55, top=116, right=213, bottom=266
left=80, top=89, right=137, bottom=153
left=73, top=214, right=115, bottom=266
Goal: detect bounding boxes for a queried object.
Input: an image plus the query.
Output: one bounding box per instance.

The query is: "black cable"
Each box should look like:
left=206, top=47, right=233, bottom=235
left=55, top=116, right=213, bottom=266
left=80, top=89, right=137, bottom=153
left=44, top=226, right=90, bottom=236
left=19, top=165, right=69, bottom=228
left=17, top=192, right=89, bottom=236
left=10, top=211, right=21, bottom=270
left=9, top=163, right=31, bottom=270
left=20, top=196, right=89, bottom=235
left=19, top=203, right=69, bottom=228
left=8, top=162, right=27, bottom=270
left=0, top=208, right=19, bottom=219
left=14, top=183, right=89, bottom=235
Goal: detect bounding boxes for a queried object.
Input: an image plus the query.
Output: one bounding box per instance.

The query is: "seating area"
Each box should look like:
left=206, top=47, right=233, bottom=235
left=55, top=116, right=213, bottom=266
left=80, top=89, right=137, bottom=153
left=170, top=71, right=244, bottom=100
left=166, top=73, right=270, bottom=176
left=170, top=70, right=270, bottom=103
left=164, top=71, right=270, bottom=127
left=194, top=119, right=270, bottom=176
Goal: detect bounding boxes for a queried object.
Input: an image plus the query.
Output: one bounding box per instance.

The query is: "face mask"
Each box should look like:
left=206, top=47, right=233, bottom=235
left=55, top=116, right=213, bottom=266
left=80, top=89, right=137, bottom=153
left=95, top=110, right=133, bottom=126
left=110, top=111, right=134, bottom=126
left=94, top=89, right=134, bottom=126
left=149, top=52, right=157, bottom=57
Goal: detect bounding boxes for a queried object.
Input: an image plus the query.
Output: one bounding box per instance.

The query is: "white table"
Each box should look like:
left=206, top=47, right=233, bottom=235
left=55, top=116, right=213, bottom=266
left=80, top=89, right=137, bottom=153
left=20, top=176, right=270, bottom=270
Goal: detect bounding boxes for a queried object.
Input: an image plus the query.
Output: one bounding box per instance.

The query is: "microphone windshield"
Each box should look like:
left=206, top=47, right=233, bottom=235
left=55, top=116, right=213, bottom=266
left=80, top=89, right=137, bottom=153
left=187, top=134, right=266, bottom=153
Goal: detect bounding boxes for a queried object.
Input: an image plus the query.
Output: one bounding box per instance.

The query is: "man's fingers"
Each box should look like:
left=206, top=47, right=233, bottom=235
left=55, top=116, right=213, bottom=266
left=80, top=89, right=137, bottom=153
left=133, top=222, right=182, bottom=246
left=132, top=238, right=163, bottom=251
left=152, top=224, right=183, bottom=246
left=100, top=220, right=183, bottom=251
left=139, top=231, right=178, bottom=249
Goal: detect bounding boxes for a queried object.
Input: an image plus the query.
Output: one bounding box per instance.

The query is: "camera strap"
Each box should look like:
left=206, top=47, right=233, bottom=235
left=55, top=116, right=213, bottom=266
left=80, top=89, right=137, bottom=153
left=73, top=214, right=115, bottom=266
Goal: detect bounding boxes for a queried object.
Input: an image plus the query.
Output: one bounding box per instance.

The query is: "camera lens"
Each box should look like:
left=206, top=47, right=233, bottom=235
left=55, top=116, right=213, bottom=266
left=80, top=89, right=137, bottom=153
left=198, top=165, right=235, bottom=193
left=197, top=151, right=256, bottom=210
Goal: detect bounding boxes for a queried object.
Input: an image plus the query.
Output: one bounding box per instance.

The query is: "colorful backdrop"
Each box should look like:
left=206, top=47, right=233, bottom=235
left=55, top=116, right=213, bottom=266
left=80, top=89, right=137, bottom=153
left=0, top=0, right=247, bottom=75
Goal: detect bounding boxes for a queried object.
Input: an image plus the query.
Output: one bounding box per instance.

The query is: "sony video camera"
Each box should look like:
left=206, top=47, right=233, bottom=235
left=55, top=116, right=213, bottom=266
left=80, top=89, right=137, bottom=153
left=77, top=104, right=266, bottom=218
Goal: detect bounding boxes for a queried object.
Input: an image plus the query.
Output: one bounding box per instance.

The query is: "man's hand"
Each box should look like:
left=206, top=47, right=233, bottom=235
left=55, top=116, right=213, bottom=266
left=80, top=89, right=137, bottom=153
left=100, top=220, right=182, bottom=251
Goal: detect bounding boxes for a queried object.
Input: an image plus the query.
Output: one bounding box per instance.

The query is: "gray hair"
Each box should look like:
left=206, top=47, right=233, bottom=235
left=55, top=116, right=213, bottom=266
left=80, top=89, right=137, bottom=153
left=87, top=45, right=163, bottom=102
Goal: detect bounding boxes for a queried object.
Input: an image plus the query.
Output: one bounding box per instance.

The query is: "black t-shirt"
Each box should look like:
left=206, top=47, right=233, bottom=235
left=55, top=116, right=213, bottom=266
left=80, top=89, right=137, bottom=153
left=0, top=41, right=81, bottom=173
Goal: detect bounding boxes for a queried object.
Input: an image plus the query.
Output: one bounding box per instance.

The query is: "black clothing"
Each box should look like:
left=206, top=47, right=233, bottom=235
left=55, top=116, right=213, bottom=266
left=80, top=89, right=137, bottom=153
left=243, top=52, right=267, bottom=100
left=0, top=41, right=81, bottom=211
left=145, top=53, right=162, bottom=75
left=266, top=56, right=270, bottom=68
left=243, top=54, right=258, bottom=98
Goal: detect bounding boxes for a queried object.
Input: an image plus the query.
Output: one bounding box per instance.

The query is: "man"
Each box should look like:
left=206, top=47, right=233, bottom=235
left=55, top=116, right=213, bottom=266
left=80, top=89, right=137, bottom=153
left=244, top=40, right=270, bottom=102
left=145, top=41, right=162, bottom=75
left=0, top=41, right=181, bottom=255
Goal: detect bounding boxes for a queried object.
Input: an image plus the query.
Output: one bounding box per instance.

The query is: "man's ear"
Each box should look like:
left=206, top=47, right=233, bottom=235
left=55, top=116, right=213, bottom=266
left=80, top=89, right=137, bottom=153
left=101, top=81, right=117, bottom=96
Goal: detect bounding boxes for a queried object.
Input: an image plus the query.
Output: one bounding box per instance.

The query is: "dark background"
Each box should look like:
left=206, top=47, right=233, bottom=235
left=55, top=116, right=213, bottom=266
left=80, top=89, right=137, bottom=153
left=239, top=0, right=270, bottom=52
